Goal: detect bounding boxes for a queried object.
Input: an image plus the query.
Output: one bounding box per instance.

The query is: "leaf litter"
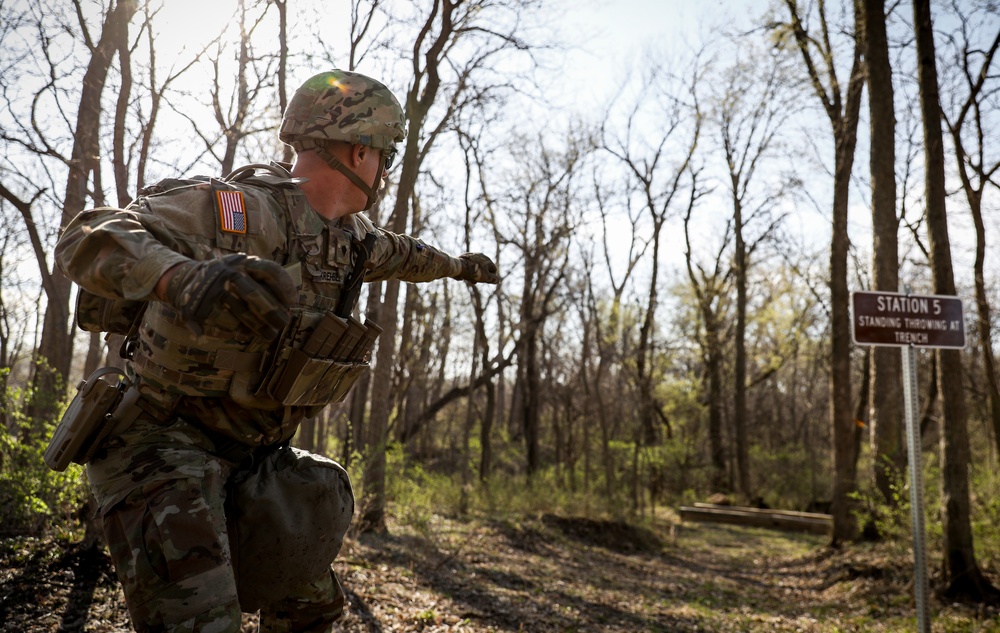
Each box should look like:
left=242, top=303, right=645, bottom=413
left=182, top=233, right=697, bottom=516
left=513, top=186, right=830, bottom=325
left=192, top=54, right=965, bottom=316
left=2, top=513, right=998, bottom=632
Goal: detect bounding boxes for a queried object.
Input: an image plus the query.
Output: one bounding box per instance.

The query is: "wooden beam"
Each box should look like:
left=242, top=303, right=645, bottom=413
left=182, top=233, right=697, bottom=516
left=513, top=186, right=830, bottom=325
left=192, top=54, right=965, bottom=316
left=678, top=503, right=832, bottom=535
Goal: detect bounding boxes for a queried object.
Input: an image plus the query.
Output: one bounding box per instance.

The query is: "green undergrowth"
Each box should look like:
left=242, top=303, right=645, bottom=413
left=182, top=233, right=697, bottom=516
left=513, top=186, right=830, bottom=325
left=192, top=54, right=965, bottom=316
left=0, top=375, right=88, bottom=539
left=377, top=443, right=646, bottom=532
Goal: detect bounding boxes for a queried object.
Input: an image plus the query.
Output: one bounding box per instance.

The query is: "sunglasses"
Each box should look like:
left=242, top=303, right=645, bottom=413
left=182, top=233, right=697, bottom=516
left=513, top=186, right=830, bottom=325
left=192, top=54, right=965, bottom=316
left=383, top=148, right=397, bottom=172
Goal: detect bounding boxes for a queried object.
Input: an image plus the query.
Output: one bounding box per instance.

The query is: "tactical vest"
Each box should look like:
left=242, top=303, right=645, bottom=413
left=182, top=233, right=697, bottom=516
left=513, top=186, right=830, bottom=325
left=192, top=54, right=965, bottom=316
left=77, top=164, right=379, bottom=415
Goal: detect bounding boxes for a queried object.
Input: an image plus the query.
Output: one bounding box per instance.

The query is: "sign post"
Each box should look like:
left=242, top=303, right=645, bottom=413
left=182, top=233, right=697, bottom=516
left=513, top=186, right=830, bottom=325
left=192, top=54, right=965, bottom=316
left=851, top=289, right=966, bottom=633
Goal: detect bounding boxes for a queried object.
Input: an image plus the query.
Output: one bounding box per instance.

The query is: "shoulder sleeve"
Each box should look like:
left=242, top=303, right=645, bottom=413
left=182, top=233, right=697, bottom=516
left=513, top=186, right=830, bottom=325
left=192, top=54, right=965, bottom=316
left=57, top=181, right=290, bottom=301
left=55, top=183, right=218, bottom=301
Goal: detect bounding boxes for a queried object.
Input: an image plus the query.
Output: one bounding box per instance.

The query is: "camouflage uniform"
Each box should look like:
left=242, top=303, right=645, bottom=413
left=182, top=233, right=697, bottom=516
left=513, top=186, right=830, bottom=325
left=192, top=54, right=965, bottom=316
left=54, top=70, right=493, bottom=633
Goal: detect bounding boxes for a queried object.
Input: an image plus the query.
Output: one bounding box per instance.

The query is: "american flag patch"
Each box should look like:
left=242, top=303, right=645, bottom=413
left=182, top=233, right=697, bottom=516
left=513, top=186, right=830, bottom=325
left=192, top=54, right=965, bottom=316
left=216, top=190, right=247, bottom=234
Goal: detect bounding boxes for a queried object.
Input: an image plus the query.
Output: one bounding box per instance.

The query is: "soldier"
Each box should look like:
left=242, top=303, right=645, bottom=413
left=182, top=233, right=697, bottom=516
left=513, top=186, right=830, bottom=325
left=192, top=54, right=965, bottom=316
left=54, top=69, right=499, bottom=633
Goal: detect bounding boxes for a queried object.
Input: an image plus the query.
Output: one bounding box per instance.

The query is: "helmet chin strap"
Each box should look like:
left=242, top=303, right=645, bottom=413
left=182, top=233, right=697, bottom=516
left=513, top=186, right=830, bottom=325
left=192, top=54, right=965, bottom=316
left=313, top=145, right=386, bottom=211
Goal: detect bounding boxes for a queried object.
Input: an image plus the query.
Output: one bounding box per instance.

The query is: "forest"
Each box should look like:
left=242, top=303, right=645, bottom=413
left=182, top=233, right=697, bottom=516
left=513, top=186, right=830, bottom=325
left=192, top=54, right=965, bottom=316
left=2, top=0, right=1000, bottom=629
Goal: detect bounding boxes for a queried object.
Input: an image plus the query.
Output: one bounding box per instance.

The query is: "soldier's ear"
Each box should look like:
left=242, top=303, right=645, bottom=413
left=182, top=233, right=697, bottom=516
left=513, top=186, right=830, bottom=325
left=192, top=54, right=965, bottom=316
left=351, top=144, right=369, bottom=168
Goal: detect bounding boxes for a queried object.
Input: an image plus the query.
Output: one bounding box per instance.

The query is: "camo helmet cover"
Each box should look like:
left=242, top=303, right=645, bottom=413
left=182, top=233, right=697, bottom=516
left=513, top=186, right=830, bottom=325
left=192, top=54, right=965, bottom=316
left=280, top=70, right=405, bottom=152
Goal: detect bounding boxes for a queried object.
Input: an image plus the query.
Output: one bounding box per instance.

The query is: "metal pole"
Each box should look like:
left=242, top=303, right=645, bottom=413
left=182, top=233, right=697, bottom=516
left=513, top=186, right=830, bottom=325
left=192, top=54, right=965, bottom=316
left=901, top=343, right=931, bottom=633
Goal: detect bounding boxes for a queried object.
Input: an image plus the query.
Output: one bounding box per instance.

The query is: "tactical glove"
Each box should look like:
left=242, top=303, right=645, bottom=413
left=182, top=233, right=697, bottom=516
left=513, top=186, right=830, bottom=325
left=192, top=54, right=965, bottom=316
left=454, top=253, right=500, bottom=284
left=164, top=254, right=297, bottom=340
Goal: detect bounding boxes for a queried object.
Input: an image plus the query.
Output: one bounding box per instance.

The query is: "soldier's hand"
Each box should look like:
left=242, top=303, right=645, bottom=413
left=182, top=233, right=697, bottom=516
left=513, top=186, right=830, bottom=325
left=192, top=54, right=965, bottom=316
left=164, top=254, right=297, bottom=340
left=455, top=253, right=499, bottom=284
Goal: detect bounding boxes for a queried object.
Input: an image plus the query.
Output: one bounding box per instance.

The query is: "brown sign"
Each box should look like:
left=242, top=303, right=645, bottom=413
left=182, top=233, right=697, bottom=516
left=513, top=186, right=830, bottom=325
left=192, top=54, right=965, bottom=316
left=852, top=291, right=965, bottom=349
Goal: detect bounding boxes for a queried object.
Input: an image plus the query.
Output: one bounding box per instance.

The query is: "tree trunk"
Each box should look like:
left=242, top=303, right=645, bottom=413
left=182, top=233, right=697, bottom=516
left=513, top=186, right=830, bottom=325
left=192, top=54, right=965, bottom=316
left=912, top=0, right=999, bottom=602
left=345, top=285, right=380, bottom=467
left=919, top=352, right=939, bottom=443
left=275, top=0, right=293, bottom=164
left=707, top=322, right=727, bottom=491
left=863, top=0, right=904, bottom=512
left=829, top=105, right=863, bottom=544
left=479, top=381, right=495, bottom=481
left=636, top=217, right=663, bottom=448
left=32, top=0, right=138, bottom=433
left=783, top=0, right=865, bottom=544
left=968, top=187, right=1000, bottom=462
left=398, top=285, right=436, bottom=452
left=943, top=26, right=1000, bottom=465
left=361, top=0, right=465, bottom=533
left=83, top=332, right=103, bottom=378
left=460, top=316, right=482, bottom=514
left=113, top=31, right=133, bottom=208
left=733, top=197, right=750, bottom=498
left=854, top=349, right=871, bottom=504
left=219, top=0, right=251, bottom=176
left=522, top=327, right=540, bottom=478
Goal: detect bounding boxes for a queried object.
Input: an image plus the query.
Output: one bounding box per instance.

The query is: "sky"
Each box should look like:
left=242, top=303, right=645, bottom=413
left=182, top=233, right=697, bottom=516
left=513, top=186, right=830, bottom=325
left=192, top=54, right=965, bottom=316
left=148, top=0, right=772, bottom=108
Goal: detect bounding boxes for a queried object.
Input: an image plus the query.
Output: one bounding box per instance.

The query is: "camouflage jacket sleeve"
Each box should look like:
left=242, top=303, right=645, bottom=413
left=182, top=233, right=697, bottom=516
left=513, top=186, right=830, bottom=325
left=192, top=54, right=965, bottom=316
left=57, top=178, right=291, bottom=301
left=55, top=203, right=193, bottom=301
left=338, top=214, right=461, bottom=283
left=363, top=227, right=463, bottom=283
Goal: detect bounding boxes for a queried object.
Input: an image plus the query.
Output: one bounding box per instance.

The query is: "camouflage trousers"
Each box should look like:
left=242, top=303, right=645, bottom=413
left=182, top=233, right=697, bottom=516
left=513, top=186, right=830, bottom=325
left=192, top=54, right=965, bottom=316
left=88, top=415, right=344, bottom=633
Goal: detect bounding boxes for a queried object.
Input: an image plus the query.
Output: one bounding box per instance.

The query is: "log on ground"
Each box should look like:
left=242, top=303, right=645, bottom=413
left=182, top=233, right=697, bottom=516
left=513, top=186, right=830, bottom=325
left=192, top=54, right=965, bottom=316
left=678, top=503, right=832, bottom=535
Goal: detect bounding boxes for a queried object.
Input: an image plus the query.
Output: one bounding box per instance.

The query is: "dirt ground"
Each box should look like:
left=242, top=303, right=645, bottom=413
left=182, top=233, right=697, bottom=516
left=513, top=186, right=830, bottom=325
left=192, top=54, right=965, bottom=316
left=2, top=512, right=999, bottom=632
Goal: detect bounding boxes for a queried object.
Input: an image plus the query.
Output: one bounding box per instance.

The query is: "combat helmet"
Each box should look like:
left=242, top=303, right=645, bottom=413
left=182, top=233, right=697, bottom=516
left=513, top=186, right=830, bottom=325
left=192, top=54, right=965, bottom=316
left=280, top=70, right=406, bottom=209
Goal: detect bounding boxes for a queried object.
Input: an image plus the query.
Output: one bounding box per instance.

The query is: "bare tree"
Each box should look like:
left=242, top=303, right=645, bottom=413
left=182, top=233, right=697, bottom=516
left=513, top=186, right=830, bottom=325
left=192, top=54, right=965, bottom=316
left=0, top=0, right=138, bottom=432
left=601, top=58, right=703, bottom=467
left=500, top=134, right=583, bottom=478
left=0, top=200, right=33, bottom=417
left=580, top=153, right=650, bottom=505
left=454, top=126, right=509, bottom=483
left=275, top=0, right=294, bottom=164
left=861, top=0, right=905, bottom=511
left=683, top=204, right=734, bottom=492
left=361, top=0, right=543, bottom=532
left=131, top=4, right=220, bottom=192
left=779, top=0, right=866, bottom=544
left=939, top=2, right=1000, bottom=461
left=338, top=0, right=388, bottom=467
left=710, top=39, right=795, bottom=499
left=384, top=128, right=515, bottom=462
left=173, top=0, right=275, bottom=175
left=912, top=0, right=1000, bottom=603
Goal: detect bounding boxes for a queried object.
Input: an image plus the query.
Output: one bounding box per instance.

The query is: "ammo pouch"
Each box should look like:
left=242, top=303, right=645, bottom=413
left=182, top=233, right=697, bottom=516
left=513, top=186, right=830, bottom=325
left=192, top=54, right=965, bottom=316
left=261, top=310, right=382, bottom=407
left=226, top=445, right=354, bottom=612
left=44, top=367, right=144, bottom=471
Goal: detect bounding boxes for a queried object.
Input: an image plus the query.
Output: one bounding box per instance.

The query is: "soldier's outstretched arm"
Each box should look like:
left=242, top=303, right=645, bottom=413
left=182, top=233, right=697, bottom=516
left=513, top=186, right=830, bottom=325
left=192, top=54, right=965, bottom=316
left=363, top=228, right=499, bottom=285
